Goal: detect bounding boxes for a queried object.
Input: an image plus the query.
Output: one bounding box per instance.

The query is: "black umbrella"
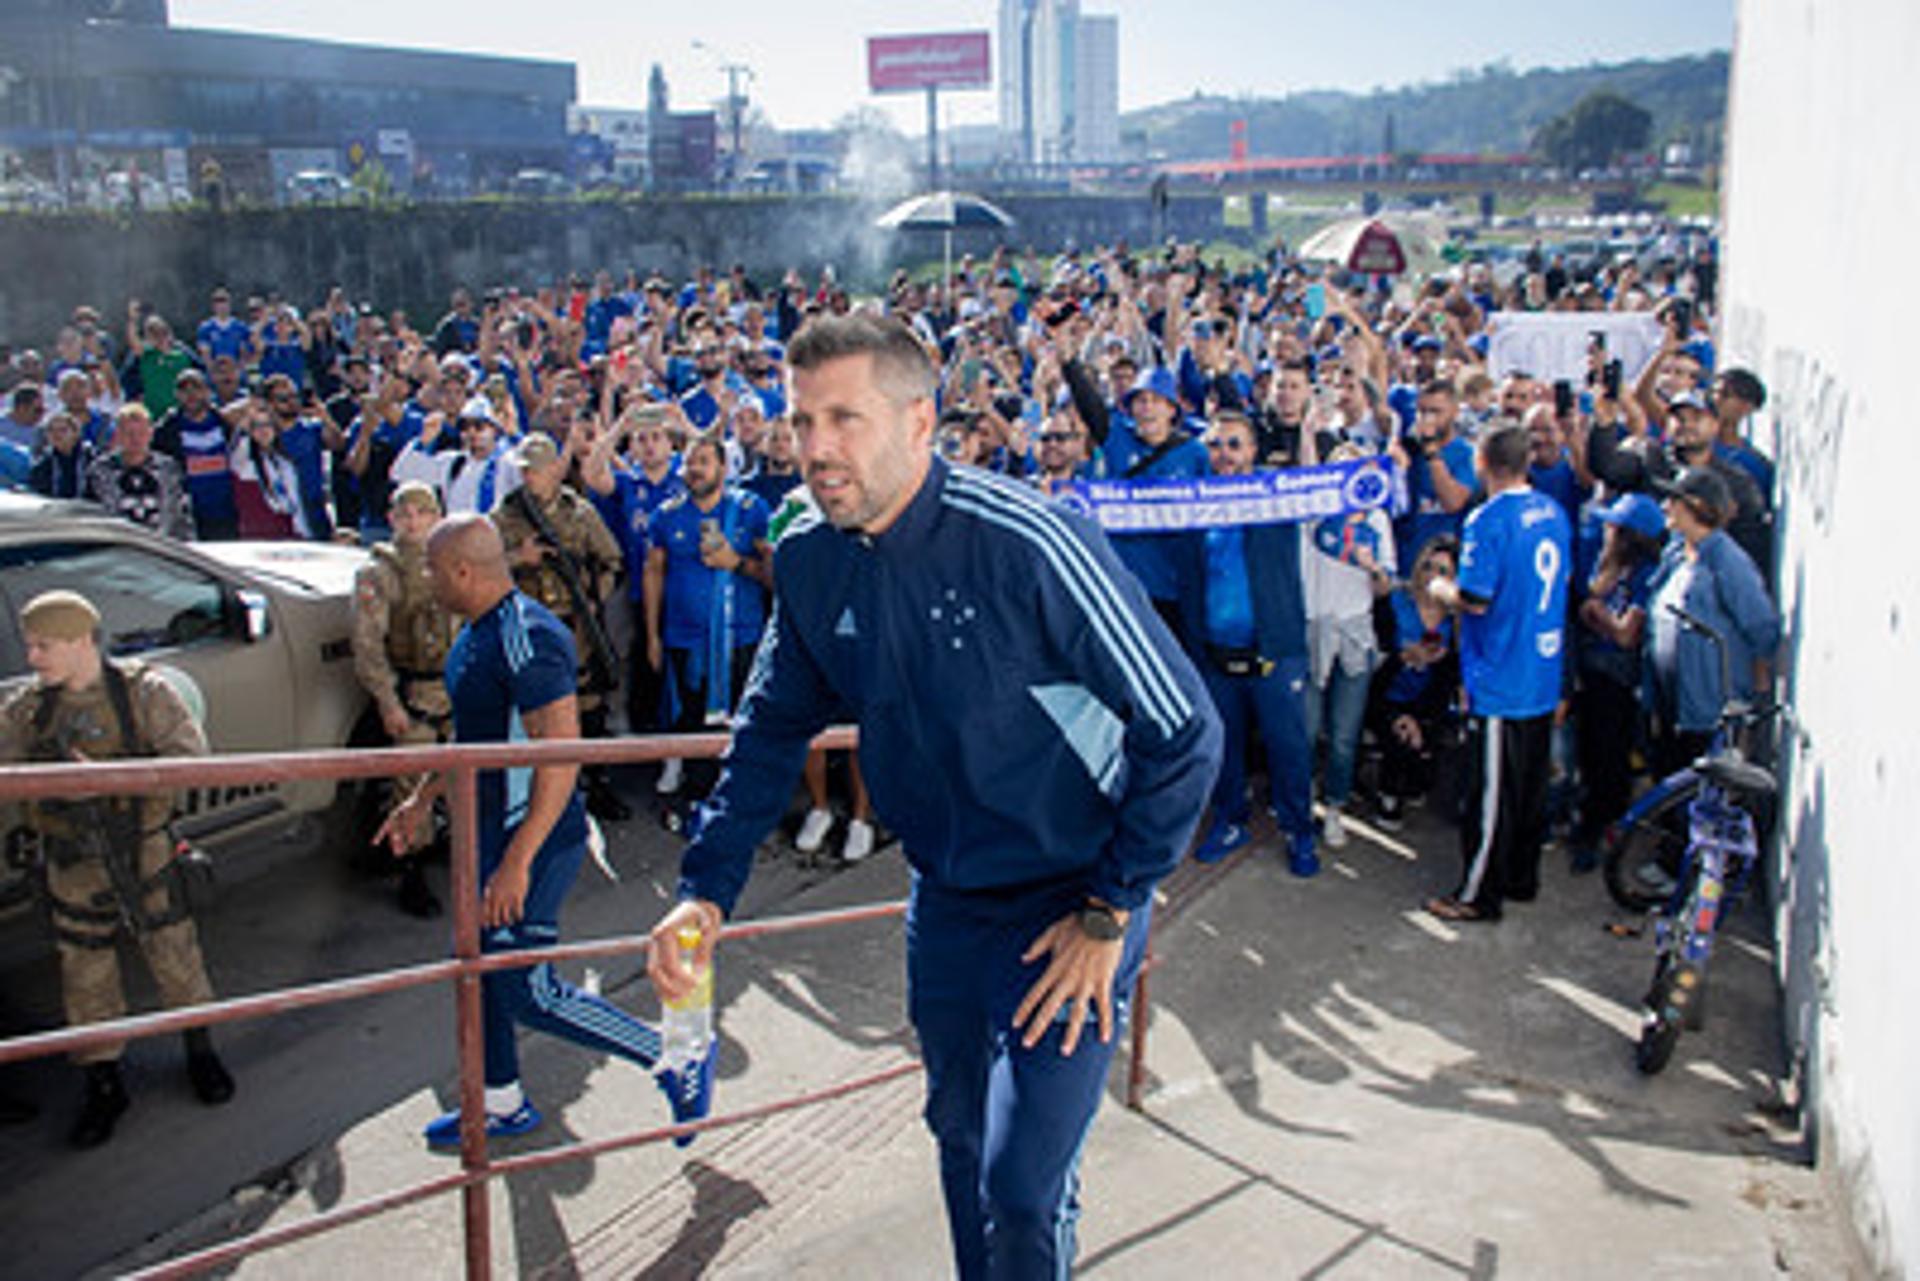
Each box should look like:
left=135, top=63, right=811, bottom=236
left=876, top=191, right=1016, bottom=284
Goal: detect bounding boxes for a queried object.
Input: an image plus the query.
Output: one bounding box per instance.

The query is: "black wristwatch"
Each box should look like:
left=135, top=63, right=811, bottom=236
left=1077, top=900, right=1124, bottom=942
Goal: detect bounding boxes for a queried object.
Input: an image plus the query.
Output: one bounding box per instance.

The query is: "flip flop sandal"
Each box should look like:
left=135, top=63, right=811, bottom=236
left=1424, top=895, right=1497, bottom=923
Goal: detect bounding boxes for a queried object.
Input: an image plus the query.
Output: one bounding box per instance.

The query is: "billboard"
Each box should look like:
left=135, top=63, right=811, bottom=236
left=867, top=32, right=991, bottom=94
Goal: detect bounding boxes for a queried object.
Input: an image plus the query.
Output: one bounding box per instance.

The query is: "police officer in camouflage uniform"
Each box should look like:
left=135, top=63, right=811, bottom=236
left=351, top=481, right=460, bottom=917
left=492, top=434, right=631, bottom=821
left=0, top=591, right=235, bottom=1148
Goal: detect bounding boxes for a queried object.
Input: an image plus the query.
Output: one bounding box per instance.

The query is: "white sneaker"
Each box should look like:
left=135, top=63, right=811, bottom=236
left=841, top=819, right=876, bottom=864
left=655, top=758, right=684, bottom=795
left=1322, top=809, right=1348, bottom=849
left=795, top=806, right=834, bottom=854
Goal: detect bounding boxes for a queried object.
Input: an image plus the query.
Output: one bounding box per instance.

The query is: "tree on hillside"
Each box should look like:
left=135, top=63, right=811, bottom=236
left=1534, top=90, right=1653, bottom=173
left=1121, top=53, right=1722, bottom=164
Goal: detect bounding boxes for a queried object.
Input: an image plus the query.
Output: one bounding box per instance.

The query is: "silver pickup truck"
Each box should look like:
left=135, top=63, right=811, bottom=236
left=0, top=494, right=379, bottom=915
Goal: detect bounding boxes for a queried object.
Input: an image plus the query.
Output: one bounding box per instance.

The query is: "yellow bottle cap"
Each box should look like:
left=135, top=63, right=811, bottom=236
left=676, top=924, right=703, bottom=950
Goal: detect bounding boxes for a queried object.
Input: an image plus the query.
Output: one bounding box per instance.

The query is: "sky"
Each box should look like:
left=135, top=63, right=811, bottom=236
left=167, top=0, right=1734, bottom=135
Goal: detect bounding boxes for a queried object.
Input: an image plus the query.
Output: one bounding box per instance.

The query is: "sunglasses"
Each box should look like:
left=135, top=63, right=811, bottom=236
left=1037, top=432, right=1078, bottom=444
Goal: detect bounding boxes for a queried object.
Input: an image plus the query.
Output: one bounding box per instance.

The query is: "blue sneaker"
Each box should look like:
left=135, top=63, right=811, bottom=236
left=423, top=1100, right=543, bottom=1149
left=655, top=1040, right=717, bottom=1148
left=1193, top=820, right=1251, bottom=865
left=1287, top=833, right=1320, bottom=878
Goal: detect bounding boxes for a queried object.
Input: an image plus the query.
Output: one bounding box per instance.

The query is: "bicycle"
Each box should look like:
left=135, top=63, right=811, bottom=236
left=1601, top=604, right=1780, bottom=1075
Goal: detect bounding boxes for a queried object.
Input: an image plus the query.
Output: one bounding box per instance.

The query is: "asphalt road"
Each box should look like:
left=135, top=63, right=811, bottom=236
left=0, top=771, right=843, bottom=1281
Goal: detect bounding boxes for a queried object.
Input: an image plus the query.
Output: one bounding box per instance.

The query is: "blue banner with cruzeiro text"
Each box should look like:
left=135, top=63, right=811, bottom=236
left=1059, top=457, right=1398, bottom=531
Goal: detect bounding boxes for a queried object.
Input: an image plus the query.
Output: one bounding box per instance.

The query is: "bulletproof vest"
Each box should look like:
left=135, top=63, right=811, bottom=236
left=370, top=541, right=456, bottom=676
left=24, top=661, right=170, bottom=841
left=506, top=490, right=578, bottom=618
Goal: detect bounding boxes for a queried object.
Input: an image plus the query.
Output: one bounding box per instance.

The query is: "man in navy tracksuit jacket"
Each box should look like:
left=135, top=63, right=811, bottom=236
left=648, top=315, right=1221, bottom=1280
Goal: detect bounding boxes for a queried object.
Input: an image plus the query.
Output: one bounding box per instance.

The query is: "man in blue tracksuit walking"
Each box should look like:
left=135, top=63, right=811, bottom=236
left=647, top=314, right=1222, bottom=1279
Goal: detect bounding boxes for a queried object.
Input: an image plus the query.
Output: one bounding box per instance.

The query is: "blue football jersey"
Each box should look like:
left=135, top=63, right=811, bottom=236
left=1456, top=487, right=1571, bottom=719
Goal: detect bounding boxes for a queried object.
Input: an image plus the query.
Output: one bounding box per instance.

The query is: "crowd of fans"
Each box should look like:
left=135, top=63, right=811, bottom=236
left=0, top=228, right=1776, bottom=880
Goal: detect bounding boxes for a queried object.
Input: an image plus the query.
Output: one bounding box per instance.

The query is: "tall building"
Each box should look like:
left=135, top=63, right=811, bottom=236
left=998, top=0, right=1119, bottom=166
left=1074, top=14, right=1119, bottom=164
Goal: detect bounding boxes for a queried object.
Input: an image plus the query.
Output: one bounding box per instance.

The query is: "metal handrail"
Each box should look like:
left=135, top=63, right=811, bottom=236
left=0, top=898, right=911, bottom=1067
left=0, top=724, right=1159, bottom=1279
left=0, top=728, right=856, bottom=802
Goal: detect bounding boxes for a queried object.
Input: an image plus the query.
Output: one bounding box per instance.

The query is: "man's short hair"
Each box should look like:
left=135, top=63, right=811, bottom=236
left=684, top=430, right=727, bottom=467
left=11, top=384, right=42, bottom=409
left=1209, top=409, right=1255, bottom=438
left=787, top=314, right=936, bottom=406
left=1479, top=422, right=1530, bottom=478
left=1719, top=367, right=1766, bottom=410
left=1419, top=378, right=1457, bottom=400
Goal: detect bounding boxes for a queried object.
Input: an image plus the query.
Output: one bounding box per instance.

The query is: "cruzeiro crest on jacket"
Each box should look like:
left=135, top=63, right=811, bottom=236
left=927, top=585, right=982, bottom=652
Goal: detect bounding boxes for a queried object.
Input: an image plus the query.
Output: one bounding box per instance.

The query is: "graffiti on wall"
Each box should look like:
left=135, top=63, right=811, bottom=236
left=1770, top=344, right=1851, bottom=533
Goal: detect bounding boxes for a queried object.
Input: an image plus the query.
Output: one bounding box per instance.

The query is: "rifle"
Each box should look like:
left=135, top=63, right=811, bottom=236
left=507, top=488, right=621, bottom=693
left=29, top=663, right=204, bottom=935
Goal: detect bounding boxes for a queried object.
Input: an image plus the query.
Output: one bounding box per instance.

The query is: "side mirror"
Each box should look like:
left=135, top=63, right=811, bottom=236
left=236, top=588, right=272, bottom=643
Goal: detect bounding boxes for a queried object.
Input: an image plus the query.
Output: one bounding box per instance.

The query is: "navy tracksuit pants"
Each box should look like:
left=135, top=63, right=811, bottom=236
left=478, top=828, right=661, bottom=1087
left=908, top=876, right=1150, bottom=1281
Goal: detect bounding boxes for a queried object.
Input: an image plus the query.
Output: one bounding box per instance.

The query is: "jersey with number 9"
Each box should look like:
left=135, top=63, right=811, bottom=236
left=1455, top=487, right=1572, bottom=718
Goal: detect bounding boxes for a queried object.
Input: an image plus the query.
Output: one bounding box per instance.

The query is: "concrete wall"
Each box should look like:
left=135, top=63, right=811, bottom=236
left=0, top=193, right=1230, bottom=346
left=1721, top=2, right=1918, bottom=1274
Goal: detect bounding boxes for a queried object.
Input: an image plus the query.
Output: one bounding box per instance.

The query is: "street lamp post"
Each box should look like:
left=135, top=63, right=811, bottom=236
left=691, top=39, right=754, bottom=191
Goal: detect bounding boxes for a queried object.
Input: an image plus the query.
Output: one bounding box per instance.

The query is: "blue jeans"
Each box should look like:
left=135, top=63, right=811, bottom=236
left=1305, top=659, right=1372, bottom=807
left=909, top=877, right=1149, bottom=1280
left=1202, top=653, right=1313, bottom=842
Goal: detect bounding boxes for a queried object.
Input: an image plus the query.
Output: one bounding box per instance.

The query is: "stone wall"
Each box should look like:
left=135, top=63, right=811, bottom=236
left=0, top=193, right=1235, bottom=346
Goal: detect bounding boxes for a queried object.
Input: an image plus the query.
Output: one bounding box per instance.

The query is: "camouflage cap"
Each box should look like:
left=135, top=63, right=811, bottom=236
left=513, top=433, right=561, bottom=470
left=21, top=590, right=100, bottom=641
left=389, top=479, right=443, bottom=516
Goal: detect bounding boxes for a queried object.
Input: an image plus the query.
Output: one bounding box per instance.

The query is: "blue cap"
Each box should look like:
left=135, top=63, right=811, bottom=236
left=1411, top=334, right=1443, bottom=353
left=1123, top=366, right=1180, bottom=415
left=1598, top=491, right=1666, bottom=541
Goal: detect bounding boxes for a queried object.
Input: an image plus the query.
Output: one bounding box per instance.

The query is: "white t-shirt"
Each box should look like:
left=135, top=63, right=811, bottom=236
left=390, top=442, right=523, bottom=514
left=1303, top=507, right=1397, bottom=685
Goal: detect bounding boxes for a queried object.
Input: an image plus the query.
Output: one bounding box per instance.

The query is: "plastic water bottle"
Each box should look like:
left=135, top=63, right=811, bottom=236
left=661, top=925, right=713, bottom=1070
